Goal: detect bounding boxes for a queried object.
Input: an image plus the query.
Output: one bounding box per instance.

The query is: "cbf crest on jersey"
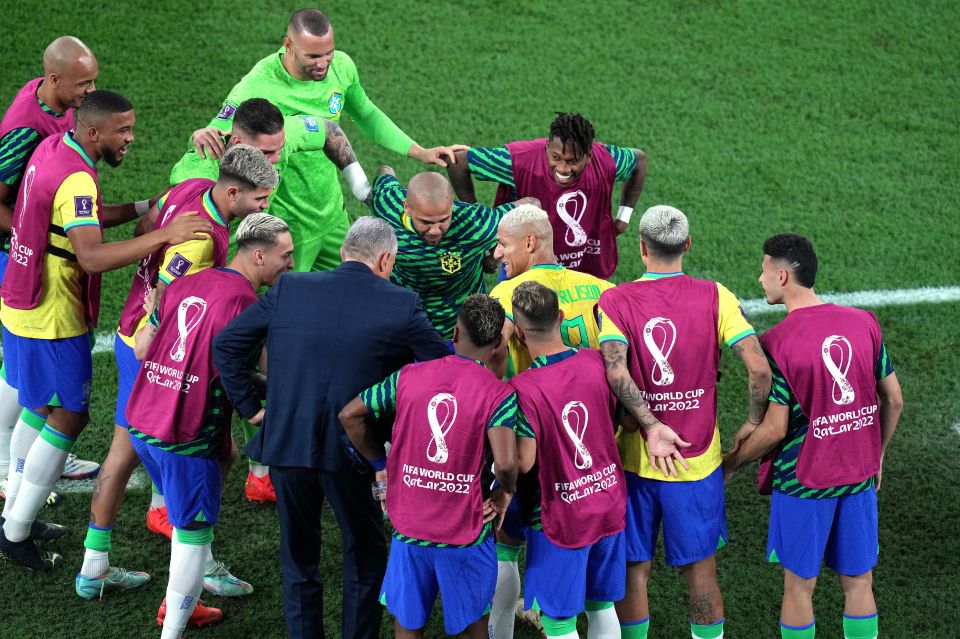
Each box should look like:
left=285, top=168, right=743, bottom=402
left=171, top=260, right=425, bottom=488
left=439, top=252, right=462, bottom=275
left=328, top=91, right=343, bottom=115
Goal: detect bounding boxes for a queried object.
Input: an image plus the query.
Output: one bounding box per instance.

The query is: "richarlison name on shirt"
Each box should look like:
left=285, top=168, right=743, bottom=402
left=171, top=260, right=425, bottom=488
left=555, top=462, right=618, bottom=504
left=554, top=282, right=604, bottom=306
left=811, top=404, right=878, bottom=440
left=640, top=387, right=705, bottom=412
left=142, top=359, right=201, bottom=394
left=401, top=464, right=475, bottom=494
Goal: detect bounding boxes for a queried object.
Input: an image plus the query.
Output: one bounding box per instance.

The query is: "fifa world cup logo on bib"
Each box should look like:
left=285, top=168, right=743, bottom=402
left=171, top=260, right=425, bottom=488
left=821, top=335, right=855, bottom=405
left=561, top=401, right=593, bottom=470
left=643, top=317, right=677, bottom=386
left=169, top=296, right=207, bottom=362
left=555, top=191, right=588, bottom=247
left=426, top=393, right=458, bottom=464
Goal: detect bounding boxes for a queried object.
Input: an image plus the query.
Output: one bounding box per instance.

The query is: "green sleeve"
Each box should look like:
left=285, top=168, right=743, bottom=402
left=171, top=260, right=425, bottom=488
left=875, top=340, right=894, bottom=380
left=169, top=147, right=221, bottom=185
left=360, top=370, right=400, bottom=418
left=466, top=146, right=514, bottom=186
left=341, top=63, right=415, bottom=156
left=370, top=174, right=406, bottom=226
left=768, top=356, right=791, bottom=406
left=514, top=403, right=535, bottom=439
left=488, top=392, right=518, bottom=430
left=282, top=115, right=327, bottom=155
left=0, top=127, right=42, bottom=186
left=604, top=144, right=638, bottom=182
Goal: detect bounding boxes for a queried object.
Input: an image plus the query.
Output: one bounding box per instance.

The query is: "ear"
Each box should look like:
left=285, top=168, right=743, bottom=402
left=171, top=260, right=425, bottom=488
left=48, top=72, right=61, bottom=88
left=227, top=185, right=241, bottom=201
left=526, top=233, right=537, bottom=253
left=683, top=236, right=692, bottom=252
left=451, top=325, right=460, bottom=346
left=229, top=135, right=243, bottom=147
left=282, top=35, right=293, bottom=51
left=514, top=323, right=527, bottom=345
left=778, top=267, right=790, bottom=287
left=557, top=309, right=566, bottom=324
left=639, top=238, right=649, bottom=258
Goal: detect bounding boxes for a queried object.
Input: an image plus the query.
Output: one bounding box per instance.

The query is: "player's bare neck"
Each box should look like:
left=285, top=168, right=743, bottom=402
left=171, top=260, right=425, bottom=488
left=36, top=80, right=68, bottom=115
left=784, top=288, right=822, bottom=314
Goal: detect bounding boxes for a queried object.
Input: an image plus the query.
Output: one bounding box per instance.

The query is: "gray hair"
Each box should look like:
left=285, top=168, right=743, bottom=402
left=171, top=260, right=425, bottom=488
left=235, top=213, right=289, bottom=251
left=342, top=217, right=398, bottom=263
left=219, top=144, right=279, bottom=190
left=499, top=204, right=553, bottom=242
left=639, top=205, right=689, bottom=255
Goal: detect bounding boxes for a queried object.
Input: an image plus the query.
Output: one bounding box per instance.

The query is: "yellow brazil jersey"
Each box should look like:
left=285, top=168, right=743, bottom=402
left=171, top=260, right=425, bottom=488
left=597, top=272, right=756, bottom=482
left=115, top=191, right=219, bottom=348
left=1, top=171, right=101, bottom=339
left=490, top=264, right=614, bottom=378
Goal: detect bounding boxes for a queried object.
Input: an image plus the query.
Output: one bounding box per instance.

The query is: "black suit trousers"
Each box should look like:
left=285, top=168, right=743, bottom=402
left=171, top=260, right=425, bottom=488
left=272, top=465, right=388, bottom=639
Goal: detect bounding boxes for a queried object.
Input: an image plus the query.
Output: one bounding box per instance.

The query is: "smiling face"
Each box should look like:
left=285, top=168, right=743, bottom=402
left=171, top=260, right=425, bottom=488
left=545, top=137, right=592, bottom=186
left=494, top=225, right=532, bottom=279
left=53, top=54, right=98, bottom=109
left=260, top=231, right=295, bottom=285
left=284, top=27, right=336, bottom=82
left=97, top=110, right=135, bottom=167
left=759, top=254, right=787, bottom=305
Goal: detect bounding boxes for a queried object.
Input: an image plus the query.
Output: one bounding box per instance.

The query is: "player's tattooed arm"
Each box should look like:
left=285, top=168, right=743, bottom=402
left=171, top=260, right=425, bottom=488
left=600, top=341, right=659, bottom=432
left=323, top=120, right=359, bottom=170
left=134, top=322, right=158, bottom=360
left=731, top=335, right=772, bottom=425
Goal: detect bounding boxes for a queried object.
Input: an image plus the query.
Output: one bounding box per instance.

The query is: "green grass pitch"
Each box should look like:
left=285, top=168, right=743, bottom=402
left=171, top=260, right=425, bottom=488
left=1, top=1, right=958, bottom=637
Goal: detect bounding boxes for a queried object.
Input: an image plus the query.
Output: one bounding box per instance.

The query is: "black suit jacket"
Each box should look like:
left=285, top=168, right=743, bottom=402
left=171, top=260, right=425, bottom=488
left=214, top=261, right=449, bottom=472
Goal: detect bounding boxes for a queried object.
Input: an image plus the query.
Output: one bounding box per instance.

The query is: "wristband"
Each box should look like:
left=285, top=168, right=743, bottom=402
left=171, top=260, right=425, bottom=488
left=135, top=199, right=151, bottom=217
left=615, top=205, right=633, bottom=224
left=343, top=162, right=372, bottom=203
left=370, top=456, right=387, bottom=472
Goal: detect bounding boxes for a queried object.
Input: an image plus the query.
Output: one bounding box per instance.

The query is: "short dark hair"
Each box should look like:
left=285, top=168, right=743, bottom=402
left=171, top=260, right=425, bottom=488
left=763, top=233, right=818, bottom=288
left=548, top=112, right=595, bottom=159
left=512, top=281, right=560, bottom=335
left=457, top=294, right=505, bottom=348
left=233, top=98, right=283, bottom=138
left=76, top=90, right=133, bottom=126
left=289, top=8, right=331, bottom=36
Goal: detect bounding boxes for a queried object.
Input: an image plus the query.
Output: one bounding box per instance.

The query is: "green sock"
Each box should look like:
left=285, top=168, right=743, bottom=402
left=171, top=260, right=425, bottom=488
left=20, top=408, right=45, bottom=431
left=496, top=542, right=521, bottom=562
left=541, top=614, right=577, bottom=637
left=83, top=524, right=112, bottom=551
left=241, top=420, right=261, bottom=464
left=843, top=613, right=878, bottom=639
left=781, top=618, right=815, bottom=639
left=621, top=617, right=650, bottom=639
left=692, top=618, right=724, bottom=638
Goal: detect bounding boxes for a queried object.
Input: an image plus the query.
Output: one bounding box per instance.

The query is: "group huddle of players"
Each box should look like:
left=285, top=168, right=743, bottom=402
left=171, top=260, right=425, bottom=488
left=0, top=7, right=903, bottom=639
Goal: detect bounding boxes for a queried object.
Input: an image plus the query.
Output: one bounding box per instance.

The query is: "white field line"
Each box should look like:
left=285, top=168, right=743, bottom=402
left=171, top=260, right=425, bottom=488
left=54, top=467, right=149, bottom=494
left=953, top=421, right=960, bottom=438
left=88, top=285, right=960, bottom=354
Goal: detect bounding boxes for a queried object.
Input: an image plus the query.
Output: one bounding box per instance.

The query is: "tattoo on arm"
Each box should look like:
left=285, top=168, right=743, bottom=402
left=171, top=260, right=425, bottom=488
left=601, top=342, right=660, bottom=431
left=732, top=336, right=771, bottom=425
left=324, top=120, right=359, bottom=170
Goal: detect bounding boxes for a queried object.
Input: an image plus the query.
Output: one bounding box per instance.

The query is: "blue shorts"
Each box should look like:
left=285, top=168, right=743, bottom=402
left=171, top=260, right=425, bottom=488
left=1, top=326, right=92, bottom=413
left=380, top=536, right=496, bottom=635
left=130, top=435, right=221, bottom=529
left=0, top=249, right=8, bottom=282
left=524, top=528, right=625, bottom=619
left=624, top=466, right=727, bottom=566
left=113, top=334, right=141, bottom=427
left=767, top=487, right=878, bottom=579
left=499, top=494, right=527, bottom=542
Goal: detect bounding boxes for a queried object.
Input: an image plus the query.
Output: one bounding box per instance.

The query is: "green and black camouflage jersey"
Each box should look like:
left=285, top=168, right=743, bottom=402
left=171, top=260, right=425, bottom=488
left=370, top=173, right=515, bottom=339
left=467, top=143, right=638, bottom=195
left=769, top=342, right=894, bottom=498
left=361, top=361, right=518, bottom=548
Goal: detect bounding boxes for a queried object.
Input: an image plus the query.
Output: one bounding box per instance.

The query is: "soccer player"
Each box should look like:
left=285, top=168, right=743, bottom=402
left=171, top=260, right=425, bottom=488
left=0, top=90, right=211, bottom=571
left=191, top=8, right=468, bottom=273
left=75, top=145, right=278, bottom=600
left=486, top=204, right=614, bottom=638
left=597, top=206, right=772, bottom=639
left=128, top=213, right=294, bottom=638
left=447, top=112, right=647, bottom=279
left=339, top=294, right=519, bottom=639
left=172, top=97, right=370, bottom=502
left=0, top=36, right=102, bottom=504
left=507, top=281, right=626, bottom=639
left=369, top=167, right=536, bottom=340
left=723, top=234, right=903, bottom=639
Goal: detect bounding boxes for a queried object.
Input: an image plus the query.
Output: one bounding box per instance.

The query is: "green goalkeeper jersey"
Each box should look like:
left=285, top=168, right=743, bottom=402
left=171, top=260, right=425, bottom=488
left=202, top=48, right=415, bottom=271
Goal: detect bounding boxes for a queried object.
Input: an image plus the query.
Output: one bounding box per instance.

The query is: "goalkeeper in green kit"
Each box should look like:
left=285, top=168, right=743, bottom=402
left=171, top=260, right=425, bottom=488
left=191, top=7, right=468, bottom=273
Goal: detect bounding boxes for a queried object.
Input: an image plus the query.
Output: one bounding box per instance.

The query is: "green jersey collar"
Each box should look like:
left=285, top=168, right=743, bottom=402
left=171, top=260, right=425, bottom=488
left=530, top=348, right=578, bottom=369
left=63, top=132, right=95, bottom=168
left=202, top=189, right=227, bottom=227
left=531, top=263, right=563, bottom=271
left=639, top=271, right=683, bottom=281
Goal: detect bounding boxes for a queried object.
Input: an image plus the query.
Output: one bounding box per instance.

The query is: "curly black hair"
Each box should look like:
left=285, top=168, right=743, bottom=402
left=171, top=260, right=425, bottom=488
left=548, top=112, right=596, bottom=158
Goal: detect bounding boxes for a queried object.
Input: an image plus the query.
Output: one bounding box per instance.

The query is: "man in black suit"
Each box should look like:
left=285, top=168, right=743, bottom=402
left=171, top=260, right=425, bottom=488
left=214, top=216, right=449, bottom=639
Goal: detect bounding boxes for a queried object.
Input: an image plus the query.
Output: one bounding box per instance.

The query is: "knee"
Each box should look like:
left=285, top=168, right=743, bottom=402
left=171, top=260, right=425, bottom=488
left=784, top=571, right=818, bottom=597
left=628, top=560, right=652, bottom=586
left=840, top=571, right=873, bottom=598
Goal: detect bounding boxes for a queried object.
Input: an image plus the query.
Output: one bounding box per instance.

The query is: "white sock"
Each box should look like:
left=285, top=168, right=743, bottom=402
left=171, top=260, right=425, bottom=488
left=81, top=549, right=110, bottom=579
left=248, top=463, right=269, bottom=478
left=587, top=607, right=621, bottom=639
left=549, top=630, right=580, bottom=639
left=163, top=533, right=209, bottom=638
left=0, top=423, right=12, bottom=484
left=150, top=491, right=166, bottom=509
left=490, top=558, right=521, bottom=639
left=1, top=415, right=41, bottom=517
left=4, top=433, right=71, bottom=542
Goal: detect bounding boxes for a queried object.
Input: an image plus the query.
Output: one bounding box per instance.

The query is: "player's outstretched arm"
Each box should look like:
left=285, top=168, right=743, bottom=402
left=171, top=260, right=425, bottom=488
left=339, top=396, right=386, bottom=464
left=875, top=372, right=903, bottom=490
left=191, top=127, right=227, bottom=160
left=722, top=402, right=789, bottom=484
left=69, top=213, right=211, bottom=275
left=323, top=120, right=372, bottom=204
left=446, top=149, right=478, bottom=203
left=614, top=148, right=648, bottom=236
left=731, top=335, right=773, bottom=427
